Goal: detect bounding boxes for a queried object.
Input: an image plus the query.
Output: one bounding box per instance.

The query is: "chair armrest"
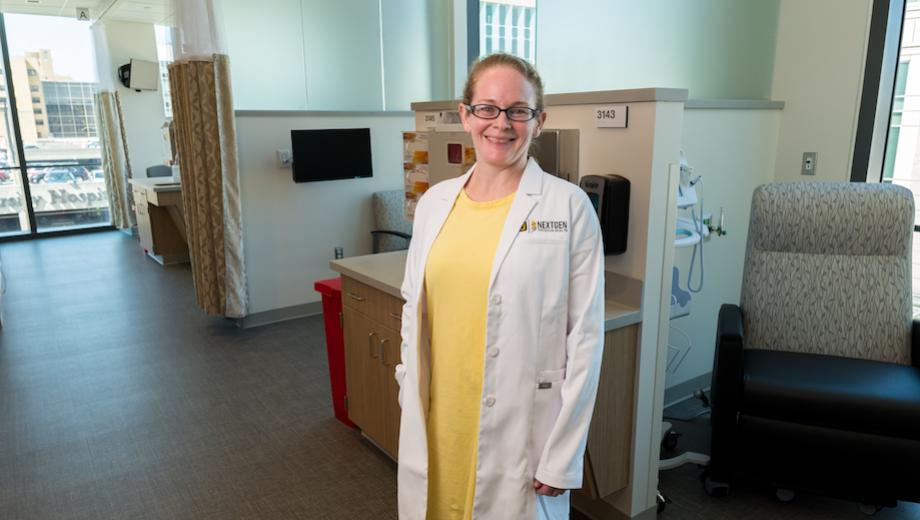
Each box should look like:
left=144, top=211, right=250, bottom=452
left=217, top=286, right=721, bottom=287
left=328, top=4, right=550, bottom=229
left=912, top=319, right=920, bottom=368
left=708, top=303, right=745, bottom=481
left=370, top=230, right=412, bottom=240
left=370, top=230, right=412, bottom=254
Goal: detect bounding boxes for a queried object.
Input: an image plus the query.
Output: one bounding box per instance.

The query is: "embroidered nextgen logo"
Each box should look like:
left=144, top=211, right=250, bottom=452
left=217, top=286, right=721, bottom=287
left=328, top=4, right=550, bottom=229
left=519, top=220, right=568, bottom=233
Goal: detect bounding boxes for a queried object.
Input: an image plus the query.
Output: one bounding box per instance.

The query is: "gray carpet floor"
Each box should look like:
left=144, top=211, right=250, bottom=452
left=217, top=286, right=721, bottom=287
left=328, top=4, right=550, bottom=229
left=0, top=230, right=917, bottom=519
left=0, top=231, right=396, bottom=520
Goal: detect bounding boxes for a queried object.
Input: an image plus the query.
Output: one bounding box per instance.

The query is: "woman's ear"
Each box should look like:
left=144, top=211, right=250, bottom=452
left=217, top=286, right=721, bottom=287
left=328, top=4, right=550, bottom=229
left=459, top=103, right=472, bottom=132
left=533, top=110, right=547, bottom=138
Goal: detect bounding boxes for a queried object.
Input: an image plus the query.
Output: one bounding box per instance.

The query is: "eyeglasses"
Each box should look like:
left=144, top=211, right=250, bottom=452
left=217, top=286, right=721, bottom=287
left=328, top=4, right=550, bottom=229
left=464, top=104, right=541, bottom=122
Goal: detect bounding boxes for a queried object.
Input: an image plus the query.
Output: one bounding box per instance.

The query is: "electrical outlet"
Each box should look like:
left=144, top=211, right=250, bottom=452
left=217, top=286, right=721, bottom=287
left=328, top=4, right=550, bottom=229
left=334, top=247, right=343, bottom=260
left=801, top=152, right=817, bottom=176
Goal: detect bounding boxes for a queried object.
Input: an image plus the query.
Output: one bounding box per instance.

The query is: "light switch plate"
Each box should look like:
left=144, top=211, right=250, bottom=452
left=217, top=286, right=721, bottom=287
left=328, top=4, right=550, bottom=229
left=277, top=149, right=292, bottom=169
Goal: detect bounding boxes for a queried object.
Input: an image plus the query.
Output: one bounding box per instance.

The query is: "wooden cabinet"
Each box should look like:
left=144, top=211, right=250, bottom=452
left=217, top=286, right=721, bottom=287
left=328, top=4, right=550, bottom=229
left=573, top=324, right=640, bottom=518
left=341, top=276, right=402, bottom=458
left=583, top=324, right=639, bottom=497
left=130, top=179, right=188, bottom=265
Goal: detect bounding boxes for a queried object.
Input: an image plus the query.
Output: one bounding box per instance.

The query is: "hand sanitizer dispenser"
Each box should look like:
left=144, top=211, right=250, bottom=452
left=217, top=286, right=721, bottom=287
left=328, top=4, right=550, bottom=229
left=579, top=174, right=630, bottom=255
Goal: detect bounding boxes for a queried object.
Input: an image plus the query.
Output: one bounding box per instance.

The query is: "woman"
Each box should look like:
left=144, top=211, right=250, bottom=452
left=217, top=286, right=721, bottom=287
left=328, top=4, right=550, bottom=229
left=395, top=53, right=605, bottom=520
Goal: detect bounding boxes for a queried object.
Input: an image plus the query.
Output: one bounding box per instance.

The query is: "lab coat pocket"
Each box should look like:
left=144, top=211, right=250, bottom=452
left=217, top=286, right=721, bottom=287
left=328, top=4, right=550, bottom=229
left=531, top=368, right=566, bottom=467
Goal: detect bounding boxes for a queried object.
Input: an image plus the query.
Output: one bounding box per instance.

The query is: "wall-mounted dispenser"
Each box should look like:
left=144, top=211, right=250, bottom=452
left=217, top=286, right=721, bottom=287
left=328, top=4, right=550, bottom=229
left=579, top=174, right=630, bottom=255
left=532, top=129, right=579, bottom=183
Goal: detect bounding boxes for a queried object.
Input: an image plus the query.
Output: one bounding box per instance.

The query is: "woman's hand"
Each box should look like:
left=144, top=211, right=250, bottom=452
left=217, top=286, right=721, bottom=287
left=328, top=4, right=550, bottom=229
left=533, top=479, right=565, bottom=497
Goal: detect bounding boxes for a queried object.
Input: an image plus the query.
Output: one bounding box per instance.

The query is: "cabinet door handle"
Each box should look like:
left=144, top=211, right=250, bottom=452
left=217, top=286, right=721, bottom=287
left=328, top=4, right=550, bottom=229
left=368, top=332, right=378, bottom=358
left=379, top=338, right=389, bottom=366
left=348, top=292, right=366, bottom=302
left=389, top=312, right=401, bottom=321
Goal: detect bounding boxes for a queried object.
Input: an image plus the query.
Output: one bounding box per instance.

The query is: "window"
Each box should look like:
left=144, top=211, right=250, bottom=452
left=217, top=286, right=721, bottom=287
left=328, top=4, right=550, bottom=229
left=478, top=1, right=536, bottom=63
left=155, top=25, right=174, bottom=118
left=854, top=1, right=920, bottom=313
left=882, top=60, right=909, bottom=181
left=29, top=85, right=38, bottom=92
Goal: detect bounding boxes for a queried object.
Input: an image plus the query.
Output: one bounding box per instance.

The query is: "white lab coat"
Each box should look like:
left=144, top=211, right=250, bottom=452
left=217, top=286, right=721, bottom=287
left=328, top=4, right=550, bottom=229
left=395, top=158, right=605, bottom=520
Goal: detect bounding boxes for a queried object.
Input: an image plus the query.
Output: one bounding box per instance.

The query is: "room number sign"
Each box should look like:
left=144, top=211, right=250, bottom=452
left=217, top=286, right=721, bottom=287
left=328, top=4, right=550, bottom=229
left=594, top=104, right=628, bottom=128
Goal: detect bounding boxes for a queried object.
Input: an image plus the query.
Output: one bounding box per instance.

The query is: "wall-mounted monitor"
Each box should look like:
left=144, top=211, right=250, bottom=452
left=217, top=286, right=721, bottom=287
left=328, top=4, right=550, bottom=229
left=118, top=59, right=159, bottom=91
left=291, top=128, right=373, bottom=183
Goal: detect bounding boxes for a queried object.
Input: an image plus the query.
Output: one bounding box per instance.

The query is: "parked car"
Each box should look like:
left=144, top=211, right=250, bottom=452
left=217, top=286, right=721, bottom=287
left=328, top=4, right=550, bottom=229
left=83, top=140, right=100, bottom=149
left=28, top=169, right=46, bottom=184
left=43, top=169, right=78, bottom=184
left=91, top=168, right=104, bottom=181
left=0, top=170, right=10, bottom=184
left=69, top=166, right=92, bottom=181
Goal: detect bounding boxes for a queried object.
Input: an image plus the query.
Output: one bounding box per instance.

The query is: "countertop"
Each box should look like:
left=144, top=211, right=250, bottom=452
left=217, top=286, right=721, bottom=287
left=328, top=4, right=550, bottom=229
left=330, top=250, right=642, bottom=331
left=129, top=178, right=181, bottom=192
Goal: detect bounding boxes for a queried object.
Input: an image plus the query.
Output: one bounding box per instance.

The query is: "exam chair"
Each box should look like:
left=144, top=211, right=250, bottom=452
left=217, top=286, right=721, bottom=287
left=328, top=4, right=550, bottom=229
left=706, top=182, right=920, bottom=509
left=371, top=190, right=411, bottom=254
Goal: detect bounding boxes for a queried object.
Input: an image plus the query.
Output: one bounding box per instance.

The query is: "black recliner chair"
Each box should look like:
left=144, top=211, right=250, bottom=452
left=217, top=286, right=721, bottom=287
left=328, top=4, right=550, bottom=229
left=706, top=182, right=920, bottom=510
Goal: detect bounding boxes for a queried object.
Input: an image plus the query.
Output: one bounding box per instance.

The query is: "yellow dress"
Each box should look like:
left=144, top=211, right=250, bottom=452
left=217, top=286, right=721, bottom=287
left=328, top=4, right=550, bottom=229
left=424, top=188, right=515, bottom=520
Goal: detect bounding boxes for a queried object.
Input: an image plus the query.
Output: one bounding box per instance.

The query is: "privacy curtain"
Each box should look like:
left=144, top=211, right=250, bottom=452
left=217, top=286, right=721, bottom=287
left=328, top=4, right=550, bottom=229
left=168, top=54, right=247, bottom=318
left=95, top=90, right=134, bottom=230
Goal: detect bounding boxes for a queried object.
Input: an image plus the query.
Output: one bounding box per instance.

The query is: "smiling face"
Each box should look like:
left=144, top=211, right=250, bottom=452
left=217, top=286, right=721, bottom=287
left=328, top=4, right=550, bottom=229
left=460, top=65, right=546, bottom=174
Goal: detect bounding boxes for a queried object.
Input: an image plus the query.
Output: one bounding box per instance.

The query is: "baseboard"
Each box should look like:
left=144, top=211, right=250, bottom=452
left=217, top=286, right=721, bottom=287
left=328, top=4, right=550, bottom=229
left=664, top=371, right=711, bottom=408
left=236, top=301, right=322, bottom=329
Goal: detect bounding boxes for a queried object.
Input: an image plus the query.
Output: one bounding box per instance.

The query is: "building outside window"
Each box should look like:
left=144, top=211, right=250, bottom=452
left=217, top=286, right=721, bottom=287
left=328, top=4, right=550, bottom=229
left=479, top=0, right=536, bottom=63
left=42, top=81, right=97, bottom=138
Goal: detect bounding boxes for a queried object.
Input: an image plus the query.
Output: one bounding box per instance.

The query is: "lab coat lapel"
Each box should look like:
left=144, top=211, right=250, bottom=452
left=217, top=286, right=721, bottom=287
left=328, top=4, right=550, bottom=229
left=488, top=158, right=544, bottom=291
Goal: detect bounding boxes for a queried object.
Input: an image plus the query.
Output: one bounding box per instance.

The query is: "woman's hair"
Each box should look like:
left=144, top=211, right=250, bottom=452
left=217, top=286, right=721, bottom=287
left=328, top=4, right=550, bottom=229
left=462, top=53, right=545, bottom=111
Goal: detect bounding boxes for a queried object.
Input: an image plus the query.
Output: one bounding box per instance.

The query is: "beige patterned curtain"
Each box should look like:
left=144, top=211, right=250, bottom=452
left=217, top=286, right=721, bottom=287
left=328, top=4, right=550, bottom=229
left=95, top=90, right=134, bottom=230
left=168, top=54, right=247, bottom=318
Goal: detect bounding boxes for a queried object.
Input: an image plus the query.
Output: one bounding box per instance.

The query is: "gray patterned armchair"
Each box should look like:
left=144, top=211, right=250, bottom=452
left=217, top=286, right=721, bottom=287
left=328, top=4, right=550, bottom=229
left=371, top=190, right=411, bottom=254
left=706, top=182, right=920, bottom=509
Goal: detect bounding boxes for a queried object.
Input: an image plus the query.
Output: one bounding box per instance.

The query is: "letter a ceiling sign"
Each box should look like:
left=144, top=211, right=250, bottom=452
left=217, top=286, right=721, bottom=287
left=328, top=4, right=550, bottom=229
left=76, top=8, right=90, bottom=21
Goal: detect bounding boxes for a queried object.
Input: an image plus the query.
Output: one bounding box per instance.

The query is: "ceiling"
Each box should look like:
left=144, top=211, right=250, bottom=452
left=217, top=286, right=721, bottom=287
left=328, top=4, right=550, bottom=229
left=0, top=0, right=173, bottom=25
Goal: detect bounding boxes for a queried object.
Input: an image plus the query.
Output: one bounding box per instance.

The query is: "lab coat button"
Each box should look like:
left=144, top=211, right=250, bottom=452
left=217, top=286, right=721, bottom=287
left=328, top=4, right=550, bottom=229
left=488, top=347, right=500, bottom=357
left=490, top=294, right=502, bottom=305
left=484, top=396, right=496, bottom=407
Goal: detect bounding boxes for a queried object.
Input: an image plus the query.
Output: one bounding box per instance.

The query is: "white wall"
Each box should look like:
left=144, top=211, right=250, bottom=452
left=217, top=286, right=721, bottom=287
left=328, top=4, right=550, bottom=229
left=221, top=0, right=308, bottom=110
left=301, top=0, right=383, bottom=110
left=666, top=108, right=781, bottom=390
left=537, top=0, right=780, bottom=99
left=220, top=0, right=444, bottom=111
left=771, top=0, right=873, bottom=182
left=235, top=112, right=414, bottom=314
left=95, top=21, right=168, bottom=178
left=382, top=0, right=434, bottom=110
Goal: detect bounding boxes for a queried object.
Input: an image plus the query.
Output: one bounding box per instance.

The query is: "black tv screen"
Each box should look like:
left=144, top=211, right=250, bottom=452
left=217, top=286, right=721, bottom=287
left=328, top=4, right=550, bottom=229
left=291, top=128, right=373, bottom=183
